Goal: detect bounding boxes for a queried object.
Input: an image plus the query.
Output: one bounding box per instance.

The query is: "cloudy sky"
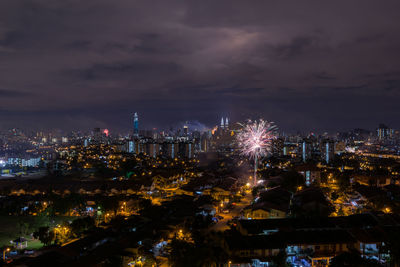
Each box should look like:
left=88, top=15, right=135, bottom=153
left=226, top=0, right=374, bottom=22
left=0, top=1, right=400, bottom=132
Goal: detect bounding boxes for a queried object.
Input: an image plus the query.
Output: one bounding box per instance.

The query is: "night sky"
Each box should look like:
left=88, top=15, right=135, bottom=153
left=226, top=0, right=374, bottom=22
left=1, top=1, right=400, bottom=133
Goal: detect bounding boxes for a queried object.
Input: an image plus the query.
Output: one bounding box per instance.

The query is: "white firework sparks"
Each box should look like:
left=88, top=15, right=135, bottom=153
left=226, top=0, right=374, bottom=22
left=237, top=119, right=277, bottom=158
left=236, top=119, right=277, bottom=185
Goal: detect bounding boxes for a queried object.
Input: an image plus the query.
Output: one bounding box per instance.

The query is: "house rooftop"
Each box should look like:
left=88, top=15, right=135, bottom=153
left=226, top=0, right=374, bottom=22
left=237, top=213, right=393, bottom=235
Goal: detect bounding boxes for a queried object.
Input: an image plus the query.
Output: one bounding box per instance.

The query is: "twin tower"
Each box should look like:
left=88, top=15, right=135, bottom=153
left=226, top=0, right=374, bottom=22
left=221, top=117, right=229, bottom=129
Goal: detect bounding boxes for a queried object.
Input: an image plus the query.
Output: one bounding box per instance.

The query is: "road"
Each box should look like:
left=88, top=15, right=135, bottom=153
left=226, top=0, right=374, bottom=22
left=210, top=192, right=253, bottom=231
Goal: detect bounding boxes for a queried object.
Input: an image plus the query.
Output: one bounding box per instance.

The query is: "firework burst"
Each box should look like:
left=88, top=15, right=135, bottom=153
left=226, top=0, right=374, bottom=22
left=236, top=119, right=277, bottom=185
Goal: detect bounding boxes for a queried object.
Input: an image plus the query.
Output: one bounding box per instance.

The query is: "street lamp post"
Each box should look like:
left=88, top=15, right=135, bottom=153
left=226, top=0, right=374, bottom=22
left=3, top=248, right=10, bottom=261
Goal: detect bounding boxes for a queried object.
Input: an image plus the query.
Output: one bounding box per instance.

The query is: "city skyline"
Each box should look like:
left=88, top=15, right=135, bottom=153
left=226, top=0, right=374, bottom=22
left=0, top=112, right=396, bottom=136
left=0, top=1, right=400, bottom=131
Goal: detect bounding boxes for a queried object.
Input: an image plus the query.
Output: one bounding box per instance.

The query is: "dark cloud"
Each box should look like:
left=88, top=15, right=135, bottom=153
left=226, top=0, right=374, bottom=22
left=0, top=89, right=33, bottom=98
left=314, top=72, right=337, bottom=81
left=274, top=36, right=317, bottom=60
left=64, top=61, right=182, bottom=82
left=0, top=0, right=399, bottom=132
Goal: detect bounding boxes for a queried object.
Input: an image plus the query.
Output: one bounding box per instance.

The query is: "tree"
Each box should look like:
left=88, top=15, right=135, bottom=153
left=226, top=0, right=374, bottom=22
left=49, top=194, right=81, bottom=216
left=272, top=250, right=289, bottom=267
left=97, top=196, right=121, bottom=216
left=94, top=160, right=118, bottom=179
left=337, top=206, right=345, bottom=216
left=331, top=192, right=339, bottom=201
left=70, top=217, right=95, bottom=237
left=330, top=250, right=382, bottom=267
left=103, top=255, right=123, bottom=267
left=168, top=239, right=197, bottom=267
left=320, top=172, right=328, bottom=184
left=252, top=185, right=264, bottom=197
left=33, top=227, right=55, bottom=246
left=281, top=170, right=305, bottom=193
left=17, top=221, right=31, bottom=236
left=138, top=198, right=152, bottom=211
left=53, top=222, right=72, bottom=245
left=119, top=157, right=139, bottom=178
left=336, top=171, right=351, bottom=191
left=168, top=232, right=229, bottom=267
left=371, top=194, right=388, bottom=211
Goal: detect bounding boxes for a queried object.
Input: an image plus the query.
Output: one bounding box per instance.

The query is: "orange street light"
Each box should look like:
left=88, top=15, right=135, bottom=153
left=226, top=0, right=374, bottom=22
left=3, top=248, right=10, bottom=261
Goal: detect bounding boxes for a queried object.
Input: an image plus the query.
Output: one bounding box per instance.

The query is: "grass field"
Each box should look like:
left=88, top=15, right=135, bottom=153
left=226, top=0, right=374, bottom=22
left=0, top=215, right=75, bottom=250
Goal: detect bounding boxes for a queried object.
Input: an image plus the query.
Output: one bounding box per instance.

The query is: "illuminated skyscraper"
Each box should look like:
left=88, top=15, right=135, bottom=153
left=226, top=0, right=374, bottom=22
left=133, top=112, right=139, bottom=136
left=167, top=143, right=179, bottom=158
left=221, top=117, right=225, bottom=129
left=301, top=140, right=312, bottom=163
left=321, top=139, right=335, bottom=163
left=128, top=140, right=135, bottom=153
left=377, top=123, right=393, bottom=140
left=225, top=117, right=229, bottom=129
